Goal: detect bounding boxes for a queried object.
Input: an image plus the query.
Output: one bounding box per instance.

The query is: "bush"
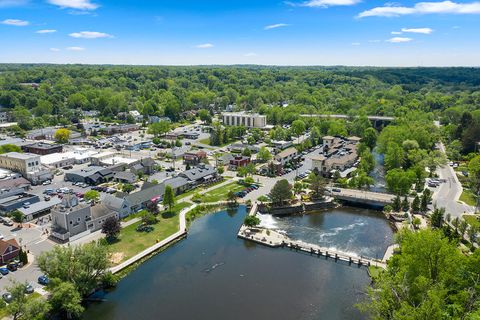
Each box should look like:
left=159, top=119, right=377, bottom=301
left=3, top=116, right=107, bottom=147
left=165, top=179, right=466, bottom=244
left=102, top=272, right=119, bottom=289
left=18, top=249, right=28, bottom=265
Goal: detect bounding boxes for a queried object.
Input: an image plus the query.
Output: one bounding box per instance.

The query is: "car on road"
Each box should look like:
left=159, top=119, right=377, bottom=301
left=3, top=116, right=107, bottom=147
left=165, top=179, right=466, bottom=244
left=2, top=292, right=12, bottom=303
left=3, top=219, right=13, bottom=227
left=44, top=196, right=51, bottom=201
left=42, top=180, right=51, bottom=186
left=0, top=268, right=9, bottom=275
left=25, top=284, right=34, bottom=294
left=38, top=275, right=49, bottom=286
left=332, top=188, right=341, bottom=192
left=7, top=262, right=17, bottom=272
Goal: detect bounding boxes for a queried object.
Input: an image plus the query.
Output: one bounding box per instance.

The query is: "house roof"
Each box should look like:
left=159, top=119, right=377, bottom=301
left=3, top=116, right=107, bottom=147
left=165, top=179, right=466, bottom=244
left=0, top=178, right=31, bottom=190
left=0, top=238, right=19, bottom=256
left=276, top=147, right=298, bottom=159
left=164, top=177, right=190, bottom=190
left=90, top=204, right=115, bottom=220
left=124, top=184, right=165, bottom=206
left=114, top=171, right=137, bottom=182
left=179, top=165, right=217, bottom=182
left=102, top=194, right=125, bottom=211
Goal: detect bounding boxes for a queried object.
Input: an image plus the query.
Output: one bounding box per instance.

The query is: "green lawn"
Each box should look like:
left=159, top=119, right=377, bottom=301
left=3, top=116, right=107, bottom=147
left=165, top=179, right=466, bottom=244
left=460, top=189, right=477, bottom=206
left=464, top=215, right=480, bottom=229
left=368, top=265, right=382, bottom=280
left=198, top=182, right=245, bottom=203
left=198, top=137, right=235, bottom=147
left=176, top=178, right=231, bottom=200
left=108, top=202, right=191, bottom=264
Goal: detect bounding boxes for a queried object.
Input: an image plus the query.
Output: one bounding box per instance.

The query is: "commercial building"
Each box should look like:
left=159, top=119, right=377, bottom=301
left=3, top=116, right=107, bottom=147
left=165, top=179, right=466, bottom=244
left=274, top=147, right=298, bottom=165
left=183, top=151, right=207, bottom=165
left=221, top=112, right=267, bottom=128
left=0, top=193, right=40, bottom=212
left=178, top=164, right=218, bottom=185
left=22, top=142, right=63, bottom=155
left=65, top=166, right=114, bottom=185
left=0, top=152, right=52, bottom=184
left=229, top=155, right=251, bottom=170
left=50, top=195, right=118, bottom=242
left=311, top=136, right=359, bottom=177
left=26, top=128, right=81, bottom=141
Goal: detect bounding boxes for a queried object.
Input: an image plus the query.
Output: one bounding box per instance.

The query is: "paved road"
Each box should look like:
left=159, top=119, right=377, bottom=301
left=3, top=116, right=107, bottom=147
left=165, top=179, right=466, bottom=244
left=432, top=142, right=475, bottom=218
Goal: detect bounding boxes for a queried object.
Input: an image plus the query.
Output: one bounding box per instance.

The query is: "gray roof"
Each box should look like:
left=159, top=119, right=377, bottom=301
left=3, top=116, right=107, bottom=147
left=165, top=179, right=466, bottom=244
left=114, top=171, right=136, bottom=182
left=18, top=198, right=61, bottom=216
left=164, top=177, right=190, bottom=190
left=68, top=166, right=112, bottom=178
left=90, top=204, right=115, bottom=220
left=102, top=194, right=125, bottom=211
left=124, top=184, right=165, bottom=207
left=179, top=165, right=216, bottom=182
left=0, top=178, right=31, bottom=190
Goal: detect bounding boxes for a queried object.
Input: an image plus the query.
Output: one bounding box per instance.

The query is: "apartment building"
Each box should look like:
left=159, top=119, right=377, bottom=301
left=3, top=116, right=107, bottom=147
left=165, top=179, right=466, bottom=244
left=221, top=112, right=267, bottom=128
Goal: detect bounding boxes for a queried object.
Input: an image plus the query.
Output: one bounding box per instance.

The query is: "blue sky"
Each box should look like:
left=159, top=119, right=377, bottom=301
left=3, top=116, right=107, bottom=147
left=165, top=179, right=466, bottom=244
left=0, top=0, right=479, bottom=66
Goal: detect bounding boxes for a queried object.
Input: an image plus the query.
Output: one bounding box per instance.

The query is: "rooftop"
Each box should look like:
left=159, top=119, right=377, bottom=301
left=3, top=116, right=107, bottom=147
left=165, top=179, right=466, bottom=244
left=0, top=152, right=38, bottom=160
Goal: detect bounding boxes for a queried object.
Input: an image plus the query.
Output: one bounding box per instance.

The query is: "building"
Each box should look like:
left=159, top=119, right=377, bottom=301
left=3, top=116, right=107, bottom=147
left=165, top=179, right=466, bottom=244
left=103, top=183, right=165, bottom=217
left=114, top=171, right=137, bottom=184
left=311, top=136, right=359, bottom=177
left=0, top=239, right=20, bottom=264
left=229, top=155, right=251, bottom=170
left=271, top=140, right=293, bottom=151
left=18, top=197, right=62, bottom=221
left=130, top=158, right=156, bottom=175
left=274, top=147, right=298, bottom=165
left=26, top=128, right=81, bottom=141
left=103, top=124, right=139, bottom=135
left=221, top=112, right=267, bottom=128
left=22, top=142, right=63, bottom=155
left=0, top=177, right=31, bottom=191
left=183, top=151, right=207, bottom=165
left=178, top=164, right=218, bottom=185
left=50, top=196, right=118, bottom=242
left=0, top=112, right=10, bottom=124
left=163, top=177, right=191, bottom=195
left=40, top=153, right=75, bottom=169
left=0, top=152, right=52, bottom=184
left=129, top=110, right=143, bottom=122
left=0, top=193, right=40, bottom=212
left=65, top=166, right=113, bottom=185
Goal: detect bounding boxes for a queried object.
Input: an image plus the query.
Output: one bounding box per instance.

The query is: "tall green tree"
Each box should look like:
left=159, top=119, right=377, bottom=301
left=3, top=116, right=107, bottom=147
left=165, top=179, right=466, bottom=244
left=163, top=185, right=175, bottom=211
left=269, top=179, right=292, bottom=206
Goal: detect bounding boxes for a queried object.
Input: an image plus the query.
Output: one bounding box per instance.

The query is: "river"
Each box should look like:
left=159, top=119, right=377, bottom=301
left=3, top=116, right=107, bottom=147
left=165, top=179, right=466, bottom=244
left=83, top=206, right=393, bottom=320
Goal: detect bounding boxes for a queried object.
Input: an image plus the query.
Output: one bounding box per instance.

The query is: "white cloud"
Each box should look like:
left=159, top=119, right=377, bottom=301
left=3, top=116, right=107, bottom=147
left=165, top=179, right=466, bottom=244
left=0, top=0, right=28, bottom=7
left=387, top=37, right=413, bottom=43
left=358, top=1, right=480, bottom=18
left=264, top=23, right=289, bottom=30
left=368, top=39, right=381, bottom=43
left=69, top=31, right=113, bottom=39
left=299, top=0, right=361, bottom=7
left=36, top=29, right=57, bottom=34
left=244, top=52, right=258, bottom=57
left=50, top=48, right=60, bottom=52
left=66, top=46, right=85, bottom=51
left=391, top=31, right=403, bottom=34
left=47, top=0, right=98, bottom=10
left=351, top=42, right=361, bottom=46
left=401, top=27, right=434, bottom=34
left=1, top=19, right=29, bottom=26
left=195, top=43, right=214, bottom=49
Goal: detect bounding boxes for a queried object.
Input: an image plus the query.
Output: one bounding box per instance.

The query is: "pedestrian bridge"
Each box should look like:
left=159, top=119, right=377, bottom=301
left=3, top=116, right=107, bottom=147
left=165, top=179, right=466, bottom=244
left=327, top=188, right=396, bottom=207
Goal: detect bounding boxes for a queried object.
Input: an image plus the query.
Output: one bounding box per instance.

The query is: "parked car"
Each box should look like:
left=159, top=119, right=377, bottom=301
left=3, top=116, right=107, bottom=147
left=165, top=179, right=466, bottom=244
left=44, top=196, right=51, bottom=201
left=0, top=268, right=9, bottom=275
left=7, top=262, right=17, bottom=272
left=24, top=284, right=34, bottom=294
left=3, top=219, right=13, bottom=227
left=43, top=189, right=54, bottom=195
left=42, top=180, right=51, bottom=186
left=332, top=188, right=341, bottom=193
left=2, top=292, right=12, bottom=303
left=38, top=275, right=49, bottom=286
left=62, top=165, right=73, bottom=170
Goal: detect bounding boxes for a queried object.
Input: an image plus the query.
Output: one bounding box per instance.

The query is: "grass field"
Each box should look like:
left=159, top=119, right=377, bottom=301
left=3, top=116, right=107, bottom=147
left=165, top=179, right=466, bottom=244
left=464, top=215, right=480, bottom=229
left=108, top=201, right=191, bottom=264
left=460, top=189, right=477, bottom=206
left=176, top=178, right=231, bottom=201
left=198, top=182, right=245, bottom=203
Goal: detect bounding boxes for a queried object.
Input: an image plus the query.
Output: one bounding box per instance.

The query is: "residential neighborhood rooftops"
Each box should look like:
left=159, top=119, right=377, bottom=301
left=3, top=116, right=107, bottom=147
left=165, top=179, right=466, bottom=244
left=1, top=152, right=38, bottom=160
left=276, top=147, right=298, bottom=158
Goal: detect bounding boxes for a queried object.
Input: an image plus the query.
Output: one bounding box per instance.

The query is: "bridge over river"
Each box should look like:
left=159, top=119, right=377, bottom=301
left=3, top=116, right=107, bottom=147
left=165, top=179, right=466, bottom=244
left=327, top=188, right=396, bottom=207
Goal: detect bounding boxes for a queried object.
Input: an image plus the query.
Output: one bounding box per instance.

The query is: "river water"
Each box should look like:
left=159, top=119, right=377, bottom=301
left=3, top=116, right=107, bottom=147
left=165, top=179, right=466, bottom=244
left=83, top=206, right=393, bottom=320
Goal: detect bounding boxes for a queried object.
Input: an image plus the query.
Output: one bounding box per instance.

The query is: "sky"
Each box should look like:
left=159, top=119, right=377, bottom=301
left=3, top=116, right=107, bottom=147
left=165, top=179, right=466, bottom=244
left=0, top=0, right=479, bottom=66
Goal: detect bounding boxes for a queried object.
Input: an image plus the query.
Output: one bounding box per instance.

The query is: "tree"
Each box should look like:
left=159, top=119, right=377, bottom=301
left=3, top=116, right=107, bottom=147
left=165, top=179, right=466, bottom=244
left=385, top=168, right=415, bottom=195
left=242, top=148, right=252, bottom=157
left=291, top=119, right=306, bottom=143
left=362, top=127, right=378, bottom=150
left=459, top=219, right=468, bottom=237
left=141, top=211, right=157, bottom=225
left=122, top=183, right=135, bottom=193
left=37, top=242, right=111, bottom=297
left=468, top=156, right=480, bottom=208
left=294, top=181, right=303, bottom=194
left=244, top=215, right=260, bottom=228
left=49, top=281, right=84, bottom=320
left=257, top=146, right=272, bottom=162
left=198, top=109, right=211, bottom=124
left=54, top=128, right=71, bottom=143
left=101, top=216, right=121, bottom=241
left=163, top=185, right=175, bottom=211
left=147, top=120, right=171, bottom=137
left=412, top=217, right=421, bottom=229
left=411, top=195, right=420, bottom=213
left=468, top=225, right=478, bottom=244
left=11, top=210, right=24, bottom=225
left=384, top=142, right=404, bottom=170
left=309, top=173, right=326, bottom=200
left=269, top=179, right=292, bottom=206
left=359, top=229, right=470, bottom=319
left=430, top=207, right=445, bottom=228
left=392, top=195, right=402, bottom=212
left=6, top=282, right=29, bottom=320
left=84, top=190, right=100, bottom=203
left=401, top=196, right=410, bottom=212
left=227, top=190, right=237, bottom=204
